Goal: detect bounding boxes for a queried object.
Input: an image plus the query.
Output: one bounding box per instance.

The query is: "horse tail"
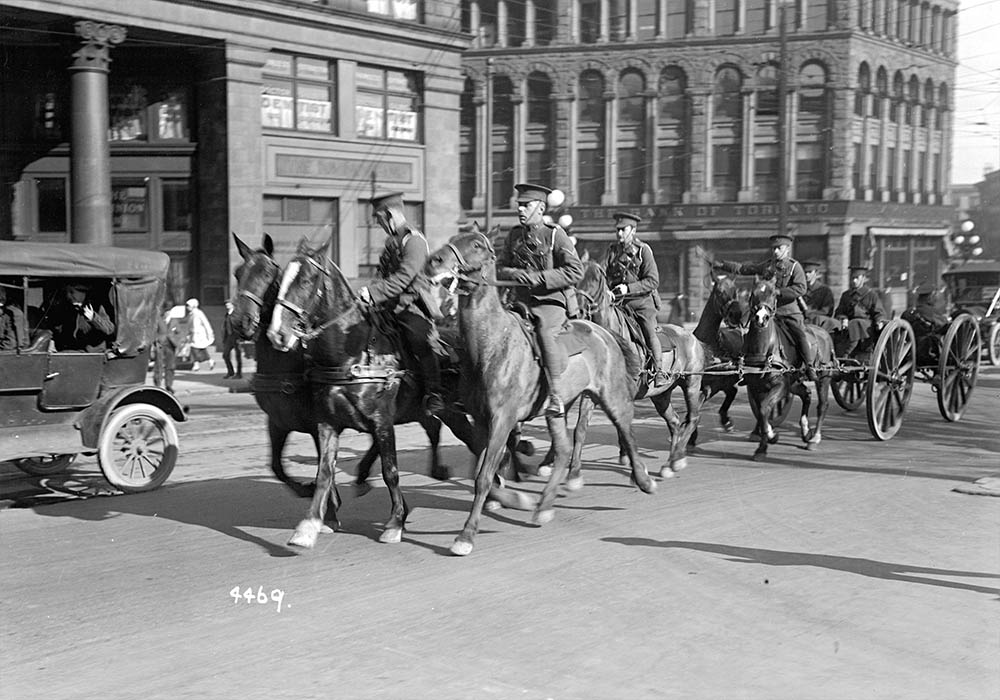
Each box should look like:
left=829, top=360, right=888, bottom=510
left=611, top=330, right=644, bottom=385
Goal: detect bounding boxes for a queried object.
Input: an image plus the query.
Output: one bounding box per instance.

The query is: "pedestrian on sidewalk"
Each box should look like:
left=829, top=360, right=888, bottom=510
left=153, top=300, right=182, bottom=394
left=222, top=301, right=242, bottom=379
left=184, top=298, right=215, bottom=372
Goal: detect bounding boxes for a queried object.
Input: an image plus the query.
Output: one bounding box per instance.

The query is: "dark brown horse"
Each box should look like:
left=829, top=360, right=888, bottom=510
left=426, top=229, right=657, bottom=556
left=743, top=278, right=835, bottom=461
left=570, top=259, right=704, bottom=478
left=231, top=233, right=458, bottom=500
left=266, top=237, right=483, bottom=548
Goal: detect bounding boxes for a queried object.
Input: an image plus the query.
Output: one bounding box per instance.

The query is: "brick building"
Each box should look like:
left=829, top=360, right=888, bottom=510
left=1, top=0, right=466, bottom=318
left=459, top=0, right=959, bottom=317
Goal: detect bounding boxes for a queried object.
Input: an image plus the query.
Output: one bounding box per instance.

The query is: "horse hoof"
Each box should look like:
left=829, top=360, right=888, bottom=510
left=636, top=477, right=658, bottom=494
left=533, top=508, right=556, bottom=525
left=618, top=454, right=627, bottom=466
left=537, top=465, right=553, bottom=479
left=319, top=524, right=335, bottom=534
left=565, top=476, right=584, bottom=492
left=752, top=451, right=768, bottom=462
left=287, top=519, right=322, bottom=548
left=431, top=466, right=450, bottom=481
left=484, top=499, right=502, bottom=512
left=451, top=539, right=474, bottom=556
left=672, top=457, right=688, bottom=472
left=805, top=443, right=817, bottom=451
left=659, top=466, right=676, bottom=479
left=515, top=491, right=538, bottom=510
left=748, top=432, right=760, bottom=442
left=379, top=527, right=403, bottom=544
left=354, top=481, right=373, bottom=498
left=767, top=432, right=780, bottom=445
left=722, top=421, right=734, bottom=433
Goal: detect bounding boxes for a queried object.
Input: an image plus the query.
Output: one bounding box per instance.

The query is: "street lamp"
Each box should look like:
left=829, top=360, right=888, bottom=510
left=951, top=220, right=984, bottom=262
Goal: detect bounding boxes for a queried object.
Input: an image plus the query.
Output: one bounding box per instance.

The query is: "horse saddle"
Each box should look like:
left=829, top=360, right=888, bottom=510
left=772, top=318, right=824, bottom=369
left=619, top=306, right=676, bottom=358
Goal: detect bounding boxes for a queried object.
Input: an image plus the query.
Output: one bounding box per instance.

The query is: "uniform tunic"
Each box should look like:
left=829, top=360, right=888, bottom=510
left=606, top=238, right=663, bottom=372
left=834, top=285, right=885, bottom=348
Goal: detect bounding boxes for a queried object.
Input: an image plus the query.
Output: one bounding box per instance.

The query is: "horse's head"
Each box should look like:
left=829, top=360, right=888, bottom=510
left=577, top=258, right=609, bottom=320
left=748, top=278, right=779, bottom=329
left=426, top=225, right=500, bottom=291
left=267, top=237, right=344, bottom=352
left=231, top=232, right=279, bottom=339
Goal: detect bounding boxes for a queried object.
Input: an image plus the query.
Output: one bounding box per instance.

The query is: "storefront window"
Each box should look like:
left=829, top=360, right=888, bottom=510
left=109, top=85, right=148, bottom=142
left=162, top=180, right=191, bottom=232
left=262, top=53, right=336, bottom=134
left=36, top=178, right=67, bottom=233
left=366, top=0, right=420, bottom=21
left=355, top=65, right=421, bottom=142
left=109, top=85, right=190, bottom=142
left=112, top=180, right=149, bottom=232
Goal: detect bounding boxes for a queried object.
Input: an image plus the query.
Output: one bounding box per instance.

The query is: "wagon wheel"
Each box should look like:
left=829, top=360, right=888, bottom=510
left=865, top=319, right=916, bottom=441
left=988, top=324, right=1000, bottom=367
left=936, top=313, right=981, bottom=422
left=12, top=453, right=77, bottom=476
left=832, top=371, right=866, bottom=411
left=98, top=404, right=179, bottom=493
left=769, top=392, right=793, bottom=427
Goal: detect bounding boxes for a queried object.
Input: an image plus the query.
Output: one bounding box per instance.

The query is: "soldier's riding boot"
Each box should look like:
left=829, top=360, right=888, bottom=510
left=419, top=354, right=445, bottom=417
left=537, top=334, right=565, bottom=417
left=642, top=317, right=667, bottom=387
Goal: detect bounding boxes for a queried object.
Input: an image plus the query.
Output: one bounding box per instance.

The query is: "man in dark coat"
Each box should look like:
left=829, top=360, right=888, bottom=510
left=153, top=301, right=182, bottom=394
left=358, top=192, right=445, bottom=416
left=834, top=265, right=886, bottom=355
left=496, top=183, right=584, bottom=416
left=46, top=281, right=116, bottom=352
left=713, top=233, right=817, bottom=380
left=222, top=301, right=243, bottom=379
left=0, top=286, right=28, bottom=351
left=802, top=260, right=838, bottom=332
left=605, top=211, right=666, bottom=387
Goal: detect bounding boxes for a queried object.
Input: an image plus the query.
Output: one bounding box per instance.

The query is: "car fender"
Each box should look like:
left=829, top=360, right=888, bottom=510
left=76, top=386, right=188, bottom=449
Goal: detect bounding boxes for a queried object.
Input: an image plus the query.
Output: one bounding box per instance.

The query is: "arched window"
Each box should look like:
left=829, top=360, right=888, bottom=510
left=857, top=0, right=868, bottom=29
left=890, top=71, right=904, bottom=123
left=799, top=62, right=828, bottom=117
left=658, top=67, right=688, bottom=202
left=526, top=72, right=554, bottom=187
left=577, top=70, right=606, bottom=204
left=874, top=67, right=888, bottom=119
left=936, top=83, right=948, bottom=130
left=490, top=75, right=514, bottom=207
left=797, top=62, right=830, bottom=200
left=617, top=69, right=647, bottom=204
left=906, top=75, right=920, bottom=126
left=855, top=63, right=871, bottom=116
left=922, top=78, right=935, bottom=128
left=756, top=64, right=779, bottom=116
left=713, top=67, right=743, bottom=201
left=459, top=77, right=476, bottom=210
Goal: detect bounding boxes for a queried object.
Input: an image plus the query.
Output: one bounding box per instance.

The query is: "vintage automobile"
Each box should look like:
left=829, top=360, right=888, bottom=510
left=0, top=241, right=187, bottom=492
left=943, top=260, right=1000, bottom=366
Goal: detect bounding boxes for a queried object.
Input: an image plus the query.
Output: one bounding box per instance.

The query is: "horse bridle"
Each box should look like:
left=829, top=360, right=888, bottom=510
left=440, top=231, right=499, bottom=292
left=275, top=253, right=361, bottom=342
left=237, top=256, right=280, bottom=311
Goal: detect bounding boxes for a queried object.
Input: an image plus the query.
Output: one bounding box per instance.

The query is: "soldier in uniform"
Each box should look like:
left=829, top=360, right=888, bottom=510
left=496, top=183, right=584, bottom=417
left=834, top=265, right=886, bottom=356
left=605, top=211, right=667, bottom=387
left=713, top=232, right=817, bottom=381
left=802, top=260, right=838, bottom=332
left=357, top=192, right=446, bottom=416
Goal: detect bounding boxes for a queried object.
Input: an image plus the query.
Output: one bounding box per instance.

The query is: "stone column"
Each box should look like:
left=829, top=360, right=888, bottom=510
left=599, top=0, right=610, bottom=42
left=69, top=21, right=125, bottom=245
left=511, top=91, right=526, bottom=186
left=738, top=87, right=755, bottom=201
left=525, top=0, right=536, bottom=46
left=470, top=0, right=482, bottom=46
left=645, top=89, right=658, bottom=203
left=498, top=0, right=509, bottom=47
left=602, top=90, right=617, bottom=204
left=472, top=88, right=487, bottom=211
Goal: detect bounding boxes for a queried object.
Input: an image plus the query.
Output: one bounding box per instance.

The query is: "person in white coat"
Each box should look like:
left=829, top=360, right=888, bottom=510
left=185, top=298, right=216, bottom=371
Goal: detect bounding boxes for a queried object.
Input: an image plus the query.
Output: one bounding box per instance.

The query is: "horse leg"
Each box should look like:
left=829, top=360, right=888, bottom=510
left=534, top=412, right=574, bottom=524
left=650, top=392, right=682, bottom=479
left=793, top=380, right=813, bottom=444
left=353, top=437, right=378, bottom=497
left=598, top=394, right=657, bottom=495
left=418, top=415, right=449, bottom=481
left=452, top=419, right=519, bottom=556
left=288, top=424, right=342, bottom=548
left=807, top=377, right=831, bottom=448
left=751, top=378, right=782, bottom=462
left=372, top=420, right=408, bottom=544
left=540, top=402, right=576, bottom=479
left=719, top=382, right=738, bottom=433
left=674, top=379, right=703, bottom=471
left=565, top=395, right=594, bottom=492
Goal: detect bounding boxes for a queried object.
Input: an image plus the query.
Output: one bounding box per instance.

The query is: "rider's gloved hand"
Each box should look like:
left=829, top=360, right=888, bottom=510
left=512, top=270, right=540, bottom=287
left=357, top=287, right=373, bottom=304
left=613, top=284, right=628, bottom=297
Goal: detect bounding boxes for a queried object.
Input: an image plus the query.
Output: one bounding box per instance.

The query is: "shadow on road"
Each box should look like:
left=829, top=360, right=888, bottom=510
left=603, top=537, right=1000, bottom=597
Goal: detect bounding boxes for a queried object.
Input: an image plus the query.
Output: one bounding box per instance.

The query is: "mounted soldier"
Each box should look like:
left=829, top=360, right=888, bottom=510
left=802, top=260, right=838, bottom=332
left=357, top=192, right=446, bottom=416
left=833, top=265, right=886, bottom=356
left=604, top=211, right=667, bottom=387
left=713, top=232, right=818, bottom=381
left=496, top=183, right=584, bottom=417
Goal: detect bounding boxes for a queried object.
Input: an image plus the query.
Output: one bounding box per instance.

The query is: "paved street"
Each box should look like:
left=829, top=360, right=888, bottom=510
left=1, top=360, right=998, bottom=700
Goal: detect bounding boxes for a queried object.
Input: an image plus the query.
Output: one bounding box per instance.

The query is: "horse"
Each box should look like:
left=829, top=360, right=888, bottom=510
left=570, top=259, right=704, bottom=478
left=425, top=228, right=657, bottom=557
left=265, top=237, right=485, bottom=548
left=742, top=278, right=835, bottom=461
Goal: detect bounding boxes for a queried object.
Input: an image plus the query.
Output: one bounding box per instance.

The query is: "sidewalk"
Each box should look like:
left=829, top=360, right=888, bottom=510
left=153, top=351, right=256, bottom=397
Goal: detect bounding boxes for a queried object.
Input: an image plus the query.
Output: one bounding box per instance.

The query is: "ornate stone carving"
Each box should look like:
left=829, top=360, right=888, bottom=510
left=72, top=21, right=127, bottom=70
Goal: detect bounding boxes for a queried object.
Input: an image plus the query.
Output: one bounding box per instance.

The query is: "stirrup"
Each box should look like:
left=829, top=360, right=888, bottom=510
left=544, top=394, right=565, bottom=417
left=653, top=371, right=669, bottom=387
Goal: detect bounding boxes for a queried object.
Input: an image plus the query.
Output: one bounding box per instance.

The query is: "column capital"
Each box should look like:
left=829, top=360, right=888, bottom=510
left=73, top=21, right=126, bottom=71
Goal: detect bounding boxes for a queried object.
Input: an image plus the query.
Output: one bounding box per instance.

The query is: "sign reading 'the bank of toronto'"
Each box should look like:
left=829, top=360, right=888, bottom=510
left=572, top=201, right=849, bottom=221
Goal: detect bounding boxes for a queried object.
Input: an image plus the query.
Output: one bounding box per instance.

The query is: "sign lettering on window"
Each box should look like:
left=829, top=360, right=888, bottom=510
left=356, top=105, right=384, bottom=138
left=297, top=99, right=332, bottom=132
left=386, top=109, right=417, bottom=140
left=262, top=95, right=294, bottom=129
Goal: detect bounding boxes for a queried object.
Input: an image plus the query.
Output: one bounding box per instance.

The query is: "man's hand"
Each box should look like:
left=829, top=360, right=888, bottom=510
left=512, top=270, right=538, bottom=287
left=613, top=284, right=628, bottom=297
left=357, top=287, right=373, bottom=304
left=81, top=304, right=95, bottom=321
left=840, top=318, right=849, bottom=330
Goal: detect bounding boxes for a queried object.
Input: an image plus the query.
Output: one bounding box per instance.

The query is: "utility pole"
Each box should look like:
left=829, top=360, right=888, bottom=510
left=776, top=0, right=789, bottom=239
left=485, top=57, right=494, bottom=232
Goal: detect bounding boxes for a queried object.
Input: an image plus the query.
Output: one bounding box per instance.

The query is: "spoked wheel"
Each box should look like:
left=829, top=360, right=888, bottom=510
left=988, top=323, right=1000, bottom=367
left=832, top=366, right=866, bottom=411
left=98, top=404, right=179, bottom=493
left=866, top=319, right=916, bottom=441
left=936, top=313, right=981, bottom=422
left=12, top=453, right=77, bottom=476
left=769, top=392, right=793, bottom=427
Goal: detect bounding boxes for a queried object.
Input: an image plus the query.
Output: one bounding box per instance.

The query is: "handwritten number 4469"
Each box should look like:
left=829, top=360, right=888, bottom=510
left=230, top=586, right=285, bottom=613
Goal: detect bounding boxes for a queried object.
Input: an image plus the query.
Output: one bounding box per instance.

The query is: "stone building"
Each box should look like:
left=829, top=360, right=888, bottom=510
left=459, top=0, right=959, bottom=317
left=1, top=0, right=467, bottom=314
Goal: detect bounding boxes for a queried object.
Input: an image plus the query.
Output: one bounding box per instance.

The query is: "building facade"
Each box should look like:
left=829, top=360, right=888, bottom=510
left=1, top=0, right=466, bottom=317
left=459, top=0, right=959, bottom=317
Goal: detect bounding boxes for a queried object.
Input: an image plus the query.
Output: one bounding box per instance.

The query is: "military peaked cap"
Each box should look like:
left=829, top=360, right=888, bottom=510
left=370, top=192, right=405, bottom=214
left=769, top=233, right=794, bottom=246
left=801, top=260, right=824, bottom=271
left=848, top=265, right=871, bottom=275
left=614, top=212, right=642, bottom=225
left=514, top=183, right=552, bottom=204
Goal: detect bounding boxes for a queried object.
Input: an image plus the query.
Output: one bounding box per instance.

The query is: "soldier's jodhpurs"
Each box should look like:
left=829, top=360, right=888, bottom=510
left=633, top=307, right=663, bottom=373
left=396, top=310, right=442, bottom=394
left=530, top=301, right=568, bottom=387
left=782, top=313, right=815, bottom=368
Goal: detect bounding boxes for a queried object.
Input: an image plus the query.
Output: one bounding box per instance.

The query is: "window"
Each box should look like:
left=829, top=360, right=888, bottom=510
left=265, top=196, right=339, bottom=262
left=713, top=144, right=741, bottom=201
left=262, top=53, right=336, bottom=134
left=162, top=180, right=191, bottom=232
left=745, top=0, right=769, bottom=34
left=805, top=0, right=828, bottom=30
left=636, top=0, right=659, bottom=40
left=112, top=180, right=149, bottom=232
left=577, top=70, right=606, bottom=205
left=886, top=147, right=896, bottom=192
left=355, top=65, right=421, bottom=142
left=890, top=72, right=904, bottom=123
left=459, top=78, right=476, bottom=211
left=490, top=76, right=515, bottom=207
left=580, top=0, right=600, bottom=42
left=796, top=143, right=824, bottom=199
left=715, top=0, right=738, bottom=35
left=714, top=67, right=743, bottom=121
left=799, top=63, right=828, bottom=117
left=755, top=144, right=779, bottom=200
left=665, top=0, right=691, bottom=39
left=855, top=64, right=871, bottom=116
left=874, top=68, right=888, bottom=119
left=658, top=146, right=686, bottom=202
left=109, top=85, right=190, bottom=142
left=365, top=0, right=420, bottom=21
left=756, top=65, right=779, bottom=116
left=36, top=178, right=67, bottom=233
left=868, top=145, right=880, bottom=192
left=526, top=73, right=555, bottom=186
left=852, top=143, right=864, bottom=198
